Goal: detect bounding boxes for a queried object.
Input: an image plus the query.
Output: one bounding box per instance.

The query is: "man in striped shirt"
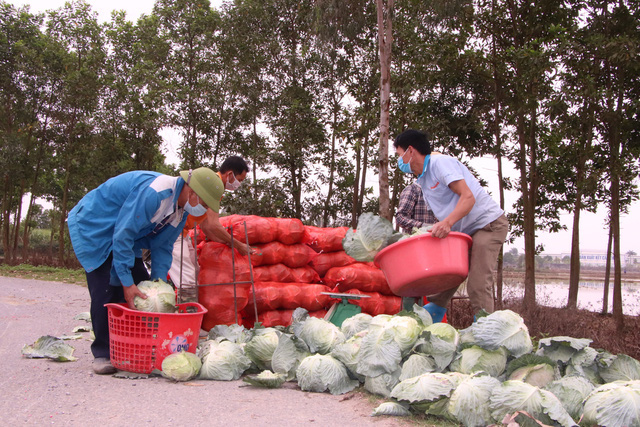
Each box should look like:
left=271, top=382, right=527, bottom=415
left=396, top=182, right=437, bottom=234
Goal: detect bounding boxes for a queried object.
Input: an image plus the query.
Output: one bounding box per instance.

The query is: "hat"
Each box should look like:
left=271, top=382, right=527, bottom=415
left=179, top=167, right=223, bottom=213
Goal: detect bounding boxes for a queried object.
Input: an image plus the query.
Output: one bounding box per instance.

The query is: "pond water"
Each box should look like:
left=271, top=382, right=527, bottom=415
left=503, top=281, right=640, bottom=316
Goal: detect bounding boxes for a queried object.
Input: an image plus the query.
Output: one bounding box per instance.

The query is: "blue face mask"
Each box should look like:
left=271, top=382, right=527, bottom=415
left=184, top=199, right=207, bottom=217
left=397, top=149, right=413, bottom=174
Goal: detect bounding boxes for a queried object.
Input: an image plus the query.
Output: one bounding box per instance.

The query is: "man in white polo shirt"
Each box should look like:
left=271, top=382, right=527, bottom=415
left=393, top=129, right=508, bottom=322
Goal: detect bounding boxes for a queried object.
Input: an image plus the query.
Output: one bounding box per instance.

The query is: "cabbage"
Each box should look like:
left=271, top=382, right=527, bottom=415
left=161, top=351, right=201, bottom=381
left=296, top=354, right=359, bottom=395
left=271, top=333, right=310, bottom=380
left=21, top=335, right=77, bottom=362
left=582, top=380, right=640, bottom=427
left=331, top=332, right=366, bottom=381
left=356, top=315, right=422, bottom=377
left=489, top=380, right=575, bottom=427
left=536, top=336, right=592, bottom=364
left=448, top=375, right=501, bottom=427
left=134, top=279, right=176, bottom=313
left=293, top=317, right=345, bottom=355
left=244, top=328, right=280, bottom=370
left=371, top=402, right=411, bottom=417
left=400, top=354, right=437, bottom=381
left=342, top=212, right=400, bottom=262
left=544, top=375, right=595, bottom=420
left=414, top=323, right=459, bottom=372
left=341, top=313, right=372, bottom=339
left=598, top=354, right=640, bottom=383
left=507, top=354, right=558, bottom=388
left=390, top=372, right=458, bottom=405
left=364, top=368, right=401, bottom=398
left=449, top=345, right=508, bottom=378
left=565, top=346, right=602, bottom=384
left=207, top=324, right=252, bottom=344
left=198, top=340, right=251, bottom=380
left=467, top=310, right=533, bottom=357
left=243, top=370, right=287, bottom=388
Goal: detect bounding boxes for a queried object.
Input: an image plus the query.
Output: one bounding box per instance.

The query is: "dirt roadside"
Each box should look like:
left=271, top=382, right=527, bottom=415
left=0, top=276, right=412, bottom=426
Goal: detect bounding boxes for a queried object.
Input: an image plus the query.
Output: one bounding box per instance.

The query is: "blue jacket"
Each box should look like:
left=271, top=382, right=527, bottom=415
left=67, top=171, right=188, bottom=287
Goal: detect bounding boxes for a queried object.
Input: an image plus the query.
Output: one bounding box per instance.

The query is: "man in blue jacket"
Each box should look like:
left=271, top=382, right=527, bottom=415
left=393, top=129, right=508, bottom=323
left=67, top=167, right=223, bottom=374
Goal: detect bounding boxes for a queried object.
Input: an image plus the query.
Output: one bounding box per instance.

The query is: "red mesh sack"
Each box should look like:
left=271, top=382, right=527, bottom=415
left=323, top=263, right=393, bottom=295
left=273, top=218, right=306, bottom=245
left=246, top=282, right=331, bottom=312
left=220, top=215, right=276, bottom=244
left=308, top=251, right=357, bottom=277
left=199, top=283, right=249, bottom=330
left=197, top=242, right=250, bottom=284
left=251, top=241, right=318, bottom=268
left=336, top=289, right=402, bottom=316
left=302, top=226, right=349, bottom=253
left=252, top=264, right=320, bottom=284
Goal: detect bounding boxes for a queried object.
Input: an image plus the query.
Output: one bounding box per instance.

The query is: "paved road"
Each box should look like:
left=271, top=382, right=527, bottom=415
left=0, top=276, right=410, bottom=426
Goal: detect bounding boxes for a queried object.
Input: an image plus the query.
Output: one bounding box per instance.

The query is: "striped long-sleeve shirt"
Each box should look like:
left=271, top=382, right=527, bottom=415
left=396, top=182, right=437, bottom=234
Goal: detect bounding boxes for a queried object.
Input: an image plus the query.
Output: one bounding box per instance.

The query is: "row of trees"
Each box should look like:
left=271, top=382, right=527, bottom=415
left=1, top=0, right=639, bottom=325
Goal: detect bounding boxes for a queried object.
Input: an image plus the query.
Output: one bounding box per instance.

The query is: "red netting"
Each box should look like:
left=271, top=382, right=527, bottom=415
left=302, top=226, right=349, bottom=253
left=246, top=282, right=332, bottom=312
left=308, top=250, right=358, bottom=277
left=323, top=263, right=393, bottom=295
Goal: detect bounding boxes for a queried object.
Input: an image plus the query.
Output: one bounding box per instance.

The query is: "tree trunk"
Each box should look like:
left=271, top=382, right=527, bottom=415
left=495, top=152, right=505, bottom=309
left=518, top=115, right=536, bottom=309
left=12, top=179, right=27, bottom=259
left=322, top=106, right=338, bottom=227
left=351, top=135, right=361, bottom=229
left=2, top=175, right=13, bottom=262
left=602, top=226, right=612, bottom=315
left=376, top=0, right=394, bottom=222
left=567, top=189, right=583, bottom=309
left=58, top=167, right=72, bottom=265
left=610, top=131, right=623, bottom=331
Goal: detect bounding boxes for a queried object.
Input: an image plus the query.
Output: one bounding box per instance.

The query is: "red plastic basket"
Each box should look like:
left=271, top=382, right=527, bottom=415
left=105, top=302, right=208, bottom=374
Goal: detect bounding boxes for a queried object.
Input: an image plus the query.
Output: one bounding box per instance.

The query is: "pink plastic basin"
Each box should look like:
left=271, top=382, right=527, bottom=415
left=374, top=232, right=473, bottom=297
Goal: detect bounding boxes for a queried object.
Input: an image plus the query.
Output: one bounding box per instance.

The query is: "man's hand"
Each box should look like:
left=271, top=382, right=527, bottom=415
left=123, top=284, right=147, bottom=309
left=430, top=220, right=451, bottom=239
left=236, top=242, right=255, bottom=256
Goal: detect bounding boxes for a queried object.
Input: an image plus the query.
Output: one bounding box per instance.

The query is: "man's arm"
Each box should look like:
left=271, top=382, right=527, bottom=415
left=430, top=179, right=475, bottom=239
left=199, top=209, right=252, bottom=255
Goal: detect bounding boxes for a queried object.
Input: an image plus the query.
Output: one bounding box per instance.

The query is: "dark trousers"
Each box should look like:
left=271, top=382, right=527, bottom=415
left=86, top=254, right=150, bottom=359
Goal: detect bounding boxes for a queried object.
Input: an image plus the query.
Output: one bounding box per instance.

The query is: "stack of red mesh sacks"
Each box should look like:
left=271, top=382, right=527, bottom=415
left=304, top=226, right=402, bottom=317
left=195, top=215, right=330, bottom=330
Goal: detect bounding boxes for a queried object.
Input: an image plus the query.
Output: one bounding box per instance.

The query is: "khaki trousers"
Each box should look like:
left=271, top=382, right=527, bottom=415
left=427, top=214, right=509, bottom=314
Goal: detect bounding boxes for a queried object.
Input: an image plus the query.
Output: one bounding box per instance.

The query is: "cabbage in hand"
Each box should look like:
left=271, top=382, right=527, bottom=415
left=134, top=279, right=176, bottom=313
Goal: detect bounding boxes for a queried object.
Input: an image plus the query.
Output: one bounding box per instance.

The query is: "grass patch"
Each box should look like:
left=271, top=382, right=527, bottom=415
left=0, top=263, right=86, bottom=286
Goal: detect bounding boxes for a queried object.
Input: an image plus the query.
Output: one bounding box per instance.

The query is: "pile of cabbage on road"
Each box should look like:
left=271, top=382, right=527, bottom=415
left=159, top=306, right=640, bottom=427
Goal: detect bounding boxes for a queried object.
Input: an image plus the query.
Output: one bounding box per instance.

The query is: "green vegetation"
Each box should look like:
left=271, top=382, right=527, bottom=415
left=0, top=264, right=85, bottom=286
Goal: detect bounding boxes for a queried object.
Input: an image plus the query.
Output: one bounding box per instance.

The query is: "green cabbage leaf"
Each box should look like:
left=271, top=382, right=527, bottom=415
left=296, top=354, right=359, bottom=395
left=198, top=339, right=251, bottom=380
left=134, top=279, right=176, bottom=313
left=22, top=335, right=77, bottom=362
left=161, top=351, right=201, bottom=381
left=582, top=380, right=640, bottom=427
left=342, top=213, right=400, bottom=262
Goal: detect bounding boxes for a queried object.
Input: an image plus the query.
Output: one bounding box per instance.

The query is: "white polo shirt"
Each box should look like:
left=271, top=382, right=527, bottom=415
left=417, top=154, right=503, bottom=236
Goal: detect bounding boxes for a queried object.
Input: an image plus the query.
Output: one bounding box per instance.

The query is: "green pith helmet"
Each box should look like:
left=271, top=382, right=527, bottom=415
left=179, top=167, right=223, bottom=213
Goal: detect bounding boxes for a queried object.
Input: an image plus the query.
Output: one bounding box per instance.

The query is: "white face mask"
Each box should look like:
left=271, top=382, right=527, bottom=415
left=225, top=173, right=241, bottom=191
left=184, top=195, right=207, bottom=216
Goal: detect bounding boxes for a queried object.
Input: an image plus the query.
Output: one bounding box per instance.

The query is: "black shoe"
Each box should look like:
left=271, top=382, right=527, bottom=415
left=93, top=358, right=117, bottom=375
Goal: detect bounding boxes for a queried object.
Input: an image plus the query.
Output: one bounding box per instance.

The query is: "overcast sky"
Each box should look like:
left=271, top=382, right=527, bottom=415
left=8, top=0, right=640, bottom=255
